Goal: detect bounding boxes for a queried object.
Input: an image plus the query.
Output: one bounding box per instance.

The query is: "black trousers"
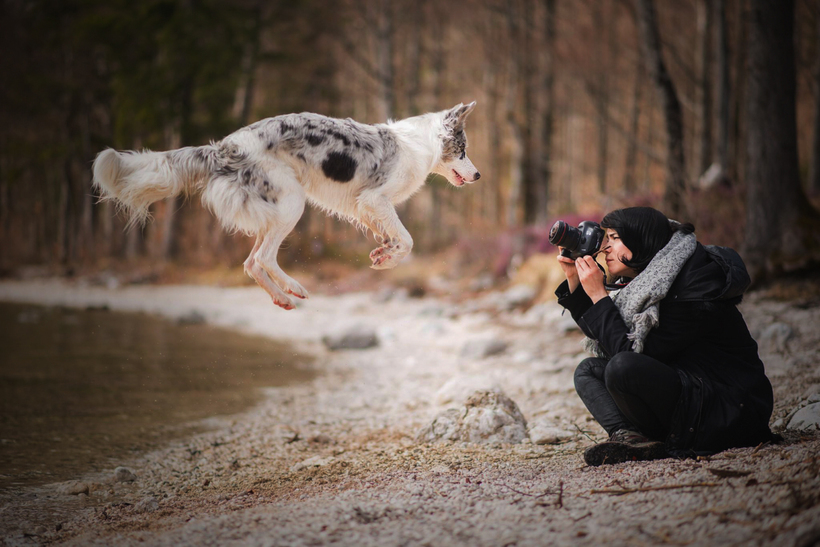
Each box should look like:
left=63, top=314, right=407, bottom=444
left=573, top=352, right=682, bottom=441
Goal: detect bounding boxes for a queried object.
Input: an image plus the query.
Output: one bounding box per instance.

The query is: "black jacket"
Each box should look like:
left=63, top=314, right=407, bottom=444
left=556, top=243, right=775, bottom=456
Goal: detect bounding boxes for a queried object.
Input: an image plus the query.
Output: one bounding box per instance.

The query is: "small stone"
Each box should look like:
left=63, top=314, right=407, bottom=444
left=308, top=433, right=333, bottom=445
left=435, top=376, right=501, bottom=406
left=272, top=424, right=300, bottom=444
left=58, top=481, right=89, bottom=496
left=114, top=466, right=137, bottom=483
left=177, top=310, right=206, bottom=325
left=528, top=422, right=575, bottom=445
left=291, top=456, right=336, bottom=472
left=787, top=402, right=820, bottom=431
left=134, top=497, right=159, bottom=513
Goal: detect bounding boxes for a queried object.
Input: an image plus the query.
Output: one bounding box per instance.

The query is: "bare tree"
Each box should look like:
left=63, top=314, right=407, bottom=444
left=742, top=0, right=820, bottom=281
left=539, top=0, right=556, bottom=223
left=698, top=0, right=713, bottom=176
left=522, top=0, right=553, bottom=225
left=505, top=0, right=525, bottom=228
left=714, top=0, right=731, bottom=178
left=810, top=9, right=820, bottom=197
left=594, top=0, right=611, bottom=195
left=623, top=62, right=644, bottom=194
left=635, top=0, right=687, bottom=217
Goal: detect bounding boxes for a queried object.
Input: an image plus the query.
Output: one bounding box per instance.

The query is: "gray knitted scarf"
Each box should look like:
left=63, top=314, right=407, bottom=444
left=584, top=227, right=697, bottom=357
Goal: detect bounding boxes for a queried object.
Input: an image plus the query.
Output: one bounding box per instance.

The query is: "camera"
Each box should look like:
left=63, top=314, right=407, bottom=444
left=549, top=220, right=606, bottom=259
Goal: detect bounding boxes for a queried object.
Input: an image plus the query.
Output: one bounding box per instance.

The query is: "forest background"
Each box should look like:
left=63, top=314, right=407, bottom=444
left=1, top=0, right=819, bottom=287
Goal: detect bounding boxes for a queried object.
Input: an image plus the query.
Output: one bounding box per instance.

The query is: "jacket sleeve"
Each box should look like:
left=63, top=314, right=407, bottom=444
left=578, top=297, right=705, bottom=360
left=555, top=280, right=595, bottom=335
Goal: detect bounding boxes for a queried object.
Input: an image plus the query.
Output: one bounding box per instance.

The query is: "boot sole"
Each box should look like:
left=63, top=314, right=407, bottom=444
left=584, top=441, right=669, bottom=466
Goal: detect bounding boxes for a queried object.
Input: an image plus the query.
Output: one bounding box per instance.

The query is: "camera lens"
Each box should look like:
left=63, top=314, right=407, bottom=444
left=549, top=220, right=580, bottom=250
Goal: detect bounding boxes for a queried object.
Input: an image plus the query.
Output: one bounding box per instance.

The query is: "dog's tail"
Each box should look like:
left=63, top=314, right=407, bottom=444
left=93, top=145, right=217, bottom=227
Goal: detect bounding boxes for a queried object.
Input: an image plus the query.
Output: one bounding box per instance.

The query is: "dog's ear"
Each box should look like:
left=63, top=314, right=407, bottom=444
left=445, top=101, right=477, bottom=128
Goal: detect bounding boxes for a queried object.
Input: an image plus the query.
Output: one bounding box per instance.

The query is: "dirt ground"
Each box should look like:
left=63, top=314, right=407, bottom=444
left=0, top=275, right=819, bottom=547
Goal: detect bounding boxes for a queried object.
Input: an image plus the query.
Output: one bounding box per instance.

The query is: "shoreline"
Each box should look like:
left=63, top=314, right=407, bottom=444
left=1, top=279, right=819, bottom=546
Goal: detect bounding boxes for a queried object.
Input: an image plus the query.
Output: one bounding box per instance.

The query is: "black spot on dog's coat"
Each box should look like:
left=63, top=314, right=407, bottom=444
left=306, top=133, right=324, bottom=146
left=328, top=130, right=351, bottom=146
left=280, top=122, right=293, bottom=133
left=322, top=152, right=357, bottom=183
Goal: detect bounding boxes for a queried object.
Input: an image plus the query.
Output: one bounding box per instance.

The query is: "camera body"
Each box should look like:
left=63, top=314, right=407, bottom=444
left=549, top=220, right=606, bottom=259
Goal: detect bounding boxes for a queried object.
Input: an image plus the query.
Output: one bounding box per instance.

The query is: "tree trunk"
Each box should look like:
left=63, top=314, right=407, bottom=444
left=427, top=4, right=446, bottom=249
left=715, top=0, right=730, bottom=176
left=376, top=0, right=395, bottom=120
left=539, top=0, right=556, bottom=224
left=636, top=0, right=687, bottom=218
left=405, top=0, right=423, bottom=116
left=698, top=0, right=713, bottom=176
left=623, top=63, right=644, bottom=194
left=731, top=0, right=748, bottom=184
left=809, top=11, right=820, bottom=197
left=594, top=0, right=610, bottom=196
left=232, top=3, right=261, bottom=127
left=505, top=0, right=524, bottom=228
left=522, top=0, right=544, bottom=224
left=742, top=0, right=820, bottom=281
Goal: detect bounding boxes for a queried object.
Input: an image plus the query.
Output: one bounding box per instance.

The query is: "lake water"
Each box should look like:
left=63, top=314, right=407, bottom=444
left=0, top=302, right=314, bottom=490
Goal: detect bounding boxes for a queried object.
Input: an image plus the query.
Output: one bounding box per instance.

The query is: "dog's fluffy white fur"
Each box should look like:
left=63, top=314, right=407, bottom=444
left=93, top=102, right=480, bottom=309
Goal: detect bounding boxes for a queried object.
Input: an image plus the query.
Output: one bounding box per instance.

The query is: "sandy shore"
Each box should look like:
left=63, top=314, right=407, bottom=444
left=0, top=278, right=819, bottom=546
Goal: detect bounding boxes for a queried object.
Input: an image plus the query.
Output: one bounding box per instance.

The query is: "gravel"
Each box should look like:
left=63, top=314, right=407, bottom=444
left=0, top=279, right=818, bottom=546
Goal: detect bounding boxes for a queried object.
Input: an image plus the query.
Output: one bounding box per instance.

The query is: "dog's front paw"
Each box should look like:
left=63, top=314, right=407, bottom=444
left=371, top=248, right=399, bottom=269
left=370, top=246, right=387, bottom=260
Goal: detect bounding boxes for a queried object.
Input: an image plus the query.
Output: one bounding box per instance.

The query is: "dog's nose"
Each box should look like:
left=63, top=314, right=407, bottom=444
left=474, top=172, right=481, bottom=181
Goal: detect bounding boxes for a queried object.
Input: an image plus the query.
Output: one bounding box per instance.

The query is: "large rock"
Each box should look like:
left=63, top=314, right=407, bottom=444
left=460, top=338, right=508, bottom=359
left=321, top=325, right=379, bottom=350
left=416, top=390, right=528, bottom=444
left=499, top=285, right=538, bottom=310
left=758, top=322, right=794, bottom=354
left=787, top=402, right=820, bottom=431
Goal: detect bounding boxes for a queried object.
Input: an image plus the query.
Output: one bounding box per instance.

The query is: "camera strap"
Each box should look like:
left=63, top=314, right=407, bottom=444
left=605, top=278, right=632, bottom=291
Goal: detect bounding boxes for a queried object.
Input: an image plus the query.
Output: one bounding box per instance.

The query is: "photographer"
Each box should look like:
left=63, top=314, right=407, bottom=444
left=554, top=207, right=775, bottom=466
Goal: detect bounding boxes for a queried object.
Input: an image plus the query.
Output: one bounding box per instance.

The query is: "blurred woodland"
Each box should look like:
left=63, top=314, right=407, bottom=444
left=1, top=0, right=819, bottom=283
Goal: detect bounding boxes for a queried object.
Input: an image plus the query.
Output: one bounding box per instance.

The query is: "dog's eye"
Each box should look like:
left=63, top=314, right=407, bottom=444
left=459, top=151, right=465, bottom=160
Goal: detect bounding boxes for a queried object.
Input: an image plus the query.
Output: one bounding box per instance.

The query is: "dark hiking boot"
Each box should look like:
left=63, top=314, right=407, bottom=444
left=583, top=429, right=669, bottom=467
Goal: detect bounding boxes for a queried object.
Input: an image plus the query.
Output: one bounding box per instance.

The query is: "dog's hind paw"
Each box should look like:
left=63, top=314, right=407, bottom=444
left=272, top=295, right=296, bottom=310
left=286, top=285, right=309, bottom=300
left=273, top=275, right=309, bottom=300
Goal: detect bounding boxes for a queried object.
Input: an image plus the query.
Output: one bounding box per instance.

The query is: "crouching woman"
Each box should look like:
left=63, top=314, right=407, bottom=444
left=555, top=206, right=775, bottom=466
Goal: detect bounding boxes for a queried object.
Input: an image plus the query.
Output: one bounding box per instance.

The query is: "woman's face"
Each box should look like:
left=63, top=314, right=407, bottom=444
left=602, top=229, right=637, bottom=278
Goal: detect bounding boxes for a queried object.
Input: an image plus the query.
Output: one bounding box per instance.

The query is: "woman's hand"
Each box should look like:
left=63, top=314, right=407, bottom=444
left=557, top=251, right=580, bottom=293
left=575, top=255, right=608, bottom=303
